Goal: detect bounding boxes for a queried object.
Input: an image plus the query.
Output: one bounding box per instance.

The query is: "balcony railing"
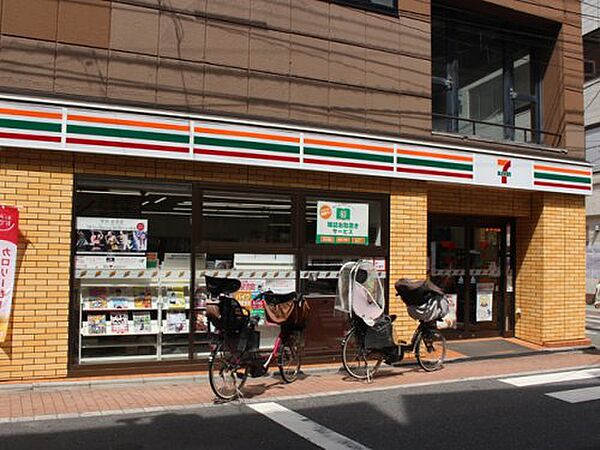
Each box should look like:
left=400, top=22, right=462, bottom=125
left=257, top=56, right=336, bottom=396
left=432, top=114, right=562, bottom=148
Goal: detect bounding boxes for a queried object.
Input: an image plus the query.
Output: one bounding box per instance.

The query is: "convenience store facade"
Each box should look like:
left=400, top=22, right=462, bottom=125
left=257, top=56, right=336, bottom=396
left=0, top=95, right=592, bottom=381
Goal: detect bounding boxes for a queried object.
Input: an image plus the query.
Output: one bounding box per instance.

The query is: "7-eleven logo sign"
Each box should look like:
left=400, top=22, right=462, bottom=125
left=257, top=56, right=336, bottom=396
left=497, top=159, right=512, bottom=184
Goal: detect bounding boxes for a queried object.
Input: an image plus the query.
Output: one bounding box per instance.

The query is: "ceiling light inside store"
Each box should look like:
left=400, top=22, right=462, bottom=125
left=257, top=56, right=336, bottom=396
left=142, top=211, right=190, bottom=216
left=154, top=196, right=167, bottom=204
left=77, top=189, right=142, bottom=196
left=203, top=213, right=270, bottom=219
left=141, top=200, right=150, bottom=206
left=173, top=207, right=192, bottom=211
left=144, top=191, right=190, bottom=197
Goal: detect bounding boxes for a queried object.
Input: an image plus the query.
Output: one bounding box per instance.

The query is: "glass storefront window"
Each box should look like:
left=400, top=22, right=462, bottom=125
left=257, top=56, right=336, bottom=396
left=72, top=179, right=389, bottom=365
left=201, top=190, right=292, bottom=244
left=74, top=179, right=192, bottom=363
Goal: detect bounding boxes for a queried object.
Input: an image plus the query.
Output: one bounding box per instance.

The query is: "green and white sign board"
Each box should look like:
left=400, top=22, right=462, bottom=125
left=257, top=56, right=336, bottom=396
left=316, top=201, right=369, bottom=245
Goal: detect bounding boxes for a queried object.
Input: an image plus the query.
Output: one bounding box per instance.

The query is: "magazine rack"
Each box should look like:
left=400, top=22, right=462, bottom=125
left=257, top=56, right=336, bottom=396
left=77, top=269, right=197, bottom=364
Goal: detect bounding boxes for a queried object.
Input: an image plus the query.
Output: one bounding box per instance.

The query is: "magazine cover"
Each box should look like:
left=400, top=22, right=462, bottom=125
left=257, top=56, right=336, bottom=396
left=87, top=314, right=107, bottom=335
left=132, top=311, right=152, bottom=333
left=166, top=312, right=186, bottom=333
left=109, top=287, right=131, bottom=309
left=195, top=313, right=208, bottom=333
left=165, top=287, right=186, bottom=308
left=87, top=287, right=108, bottom=309
left=133, top=287, right=153, bottom=309
left=110, top=313, right=129, bottom=334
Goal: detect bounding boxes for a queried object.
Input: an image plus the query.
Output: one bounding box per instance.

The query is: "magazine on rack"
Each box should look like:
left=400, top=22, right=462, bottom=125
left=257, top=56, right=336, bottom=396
left=166, top=312, right=186, bottom=333
left=87, top=287, right=108, bottom=309
left=132, top=312, right=152, bottom=333
left=109, top=287, right=131, bottom=309
left=133, top=288, right=153, bottom=309
left=165, top=287, right=186, bottom=308
left=87, top=314, right=107, bottom=335
left=110, top=313, right=129, bottom=334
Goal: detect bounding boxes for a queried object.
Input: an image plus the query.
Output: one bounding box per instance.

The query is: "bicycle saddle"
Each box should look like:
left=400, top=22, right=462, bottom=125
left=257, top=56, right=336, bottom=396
left=261, top=291, right=297, bottom=304
left=205, top=276, right=242, bottom=296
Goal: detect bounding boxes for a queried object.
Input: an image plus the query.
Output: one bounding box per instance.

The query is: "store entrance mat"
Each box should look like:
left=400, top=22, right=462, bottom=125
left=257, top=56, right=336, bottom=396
left=447, top=339, right=533, bottom=358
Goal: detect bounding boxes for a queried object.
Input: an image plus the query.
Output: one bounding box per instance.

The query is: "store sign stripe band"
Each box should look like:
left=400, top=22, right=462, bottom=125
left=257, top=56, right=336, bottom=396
left=304, top=146, right=394, bottom=164
left=0, top=131, right=61, bottom=143
left=397, top=148, right=473, bottom=162
left=197, top=148, right=300, bottom=163
left=534, top=181, right=592, bottom=191
left=534, top=164, right=590, bottom=177
left=69, top=114, right=188, bottom=132
left=67, top=124, right=188, bottom=144
left=533, top=171, right=591, bottom=185
left=194, top=136, right=300, bottom=154
left=396, top=156, right=473, bottom=172
left=0, top=118, right=62, bottom=133
left=66, top=137, right=189, bottom=154
left=197, top=127, right=300, bottom=144
left=397, top=166, right=473, bottom=179
left=304, top=137, right=393, bottom=153
left=304, top=157, right=394, bottom=171
left=0, top=107, right=62, bottom=120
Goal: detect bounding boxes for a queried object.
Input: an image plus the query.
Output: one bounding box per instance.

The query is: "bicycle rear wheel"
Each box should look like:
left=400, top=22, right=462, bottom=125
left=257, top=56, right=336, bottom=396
left=208, top=343, right=248, bottom=400
left=415, top=329, right=446, bottom=372
left=342, top=327, right=383, bottom=380
left=278, top=330, right=302, bottom=383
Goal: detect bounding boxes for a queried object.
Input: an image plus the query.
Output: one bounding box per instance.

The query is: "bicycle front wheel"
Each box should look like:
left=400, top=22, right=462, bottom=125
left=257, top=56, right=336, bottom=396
left=342, top=327, right=383, bottom=380
left=415, top=329, right=446, bottom=372
left=208, top=344, right=248, bottom=400
left=278, top=331, right=302, bottom=383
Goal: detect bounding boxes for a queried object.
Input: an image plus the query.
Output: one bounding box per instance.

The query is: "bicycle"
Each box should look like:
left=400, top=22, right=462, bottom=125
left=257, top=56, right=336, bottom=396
left=206, top=280, right=304, bottom=401
left=341, top=315, right=446, bottom=380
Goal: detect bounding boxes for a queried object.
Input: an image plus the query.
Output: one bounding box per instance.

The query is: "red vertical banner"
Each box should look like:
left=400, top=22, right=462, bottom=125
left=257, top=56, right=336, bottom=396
left=0, top=206, right=18, bottom=342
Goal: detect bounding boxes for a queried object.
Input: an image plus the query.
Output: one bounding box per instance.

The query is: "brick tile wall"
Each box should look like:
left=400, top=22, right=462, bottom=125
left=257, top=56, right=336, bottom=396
left=0, top=148, right=588, bottom=380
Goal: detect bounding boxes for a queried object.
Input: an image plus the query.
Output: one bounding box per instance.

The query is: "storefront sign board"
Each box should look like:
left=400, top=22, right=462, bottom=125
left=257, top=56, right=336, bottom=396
left=316, top=202, right=369, bottom=245
left=0, top=206, right=18, bottom=342
left=76, top=217, right=148, bottom=253
left=0, top=98, right=592, bottom=196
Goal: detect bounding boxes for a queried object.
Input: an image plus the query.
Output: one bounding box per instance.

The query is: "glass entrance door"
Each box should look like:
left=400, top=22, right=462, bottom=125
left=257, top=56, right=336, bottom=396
left=429, top=216, right=513, bottom=338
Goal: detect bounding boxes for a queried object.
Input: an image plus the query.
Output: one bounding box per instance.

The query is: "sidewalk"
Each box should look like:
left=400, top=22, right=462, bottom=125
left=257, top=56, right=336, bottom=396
left=0, top=346, right=599, bottom=423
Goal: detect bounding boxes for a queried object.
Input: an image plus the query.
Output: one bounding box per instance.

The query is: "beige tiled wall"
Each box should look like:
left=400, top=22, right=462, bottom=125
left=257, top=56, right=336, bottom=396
left=0, top=147, right=588, bottom=381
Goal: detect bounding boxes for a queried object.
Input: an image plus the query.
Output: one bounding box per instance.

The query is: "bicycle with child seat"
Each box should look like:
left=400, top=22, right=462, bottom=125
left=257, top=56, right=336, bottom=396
left=337, top=260, right=447, bottom=381
left=342, top=315, right=446, bottom=380
left=205, top=276, right=305, bottom=400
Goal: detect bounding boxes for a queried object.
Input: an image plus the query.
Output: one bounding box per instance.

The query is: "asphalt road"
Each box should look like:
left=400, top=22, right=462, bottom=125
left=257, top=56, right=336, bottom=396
left=2, top=368, right=600, bottom=450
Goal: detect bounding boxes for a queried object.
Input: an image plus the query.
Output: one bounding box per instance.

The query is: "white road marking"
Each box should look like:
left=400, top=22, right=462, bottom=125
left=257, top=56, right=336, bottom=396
left=499, top=369, right=600, bottom=387
left=546, top=386, right=600, bottom=403
left=248, top=402, right=370, bottom=450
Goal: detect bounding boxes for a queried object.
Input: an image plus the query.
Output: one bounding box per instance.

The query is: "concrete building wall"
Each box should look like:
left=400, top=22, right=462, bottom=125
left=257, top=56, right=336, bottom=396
left=0, top=0, right=586, bottom=158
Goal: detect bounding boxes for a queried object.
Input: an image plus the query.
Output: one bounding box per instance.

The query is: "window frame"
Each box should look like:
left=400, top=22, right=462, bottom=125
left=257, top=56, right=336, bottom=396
left=432, top=18, right=544, bottom=144
left=330, top=0, right=398, bottom=16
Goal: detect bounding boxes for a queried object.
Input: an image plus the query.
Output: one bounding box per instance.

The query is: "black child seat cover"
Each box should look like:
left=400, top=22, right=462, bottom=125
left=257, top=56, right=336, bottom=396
left=395, top=279, right=445, bottom=306
left=205, top=275, right=242, bottom=297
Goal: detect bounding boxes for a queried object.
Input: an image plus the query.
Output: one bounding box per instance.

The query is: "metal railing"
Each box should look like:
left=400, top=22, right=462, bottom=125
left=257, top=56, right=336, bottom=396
left=432, top=114, right=562, bottom=147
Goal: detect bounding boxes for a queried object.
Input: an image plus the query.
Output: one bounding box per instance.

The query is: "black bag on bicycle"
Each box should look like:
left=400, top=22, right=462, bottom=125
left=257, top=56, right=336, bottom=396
left=206, top=296, right=248, bottom=333
left=364, top=315, right=394, bottom=349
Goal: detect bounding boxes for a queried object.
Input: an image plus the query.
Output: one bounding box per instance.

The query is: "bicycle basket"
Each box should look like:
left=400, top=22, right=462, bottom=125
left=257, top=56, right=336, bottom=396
left=264, top=295, right=310, bottom=330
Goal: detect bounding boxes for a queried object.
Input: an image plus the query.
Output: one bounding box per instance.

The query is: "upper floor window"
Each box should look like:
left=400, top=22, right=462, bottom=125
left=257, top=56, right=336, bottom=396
left=584, top=29, right=600, bottom=83
left=432, top=12, right=553, bottom=145
left=332, top=0, right=397, bottom=15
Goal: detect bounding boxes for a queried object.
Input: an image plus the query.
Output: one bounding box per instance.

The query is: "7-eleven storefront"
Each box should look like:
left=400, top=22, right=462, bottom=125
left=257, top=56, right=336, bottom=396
left=0, top=95, right=591, bottom=381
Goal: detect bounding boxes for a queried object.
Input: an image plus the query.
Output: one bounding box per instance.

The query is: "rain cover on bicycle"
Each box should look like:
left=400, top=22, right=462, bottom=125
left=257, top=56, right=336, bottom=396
left=336, top=260, right=385, bottom=326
